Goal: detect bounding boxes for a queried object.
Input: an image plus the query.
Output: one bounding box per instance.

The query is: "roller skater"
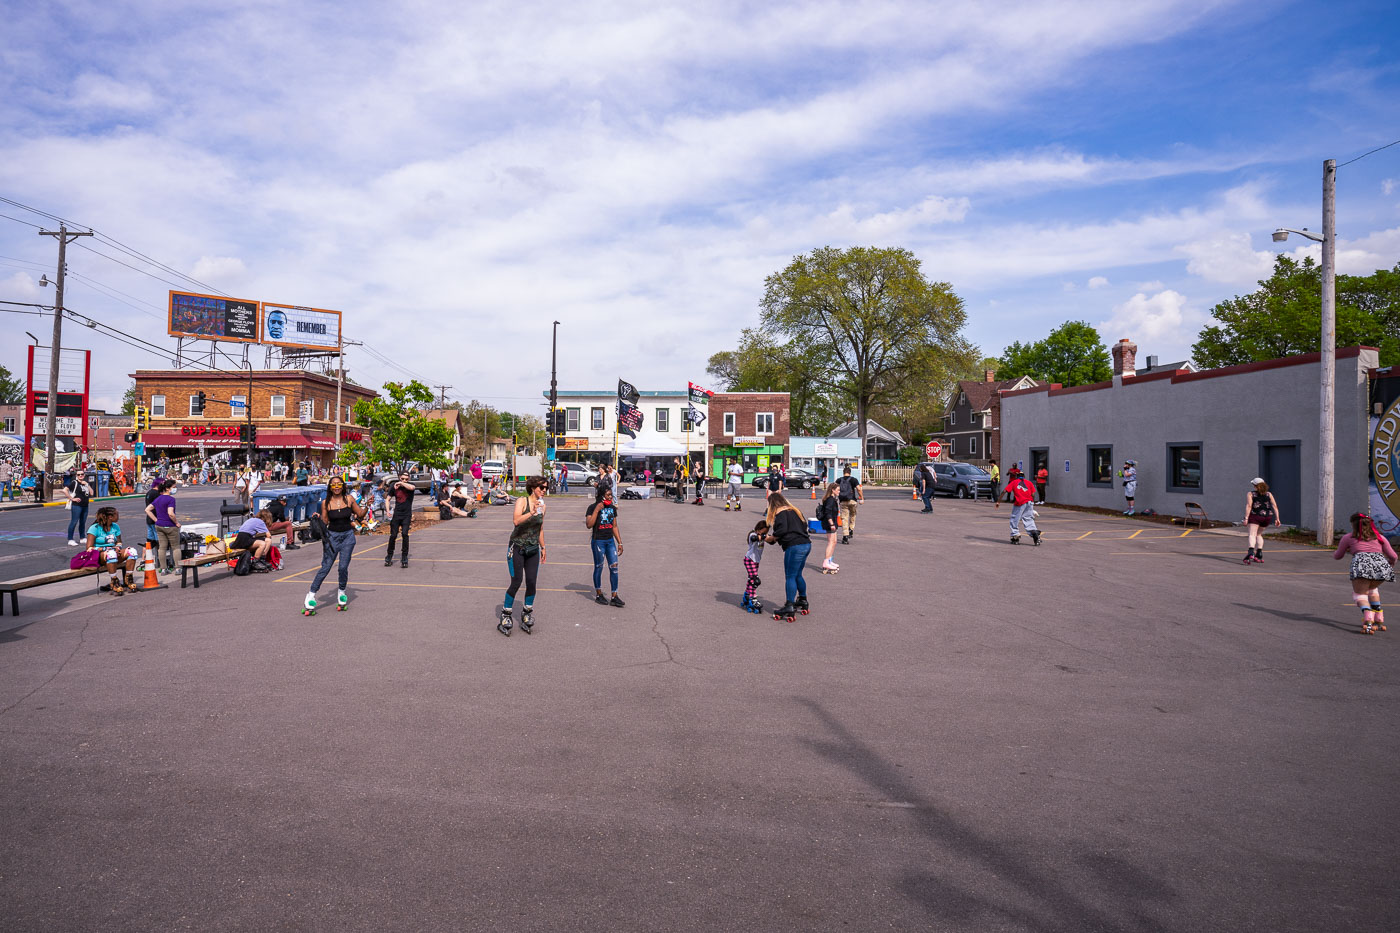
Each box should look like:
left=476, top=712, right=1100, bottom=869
left=1333, top=512, right=1396, bottom=634
left=741, top=519, right=768, bottom=614
left=500, top=476, right=548, bottom=636
left=306, top=475, right=365, bottom=617
left=725, top=459, right=744, bottom=512
left=817, top=482, right=841, bottom=572
left=765, top=493, right=811, bottom=621
left=693, top=465, right=706, bottom=505
left=586, top=485, right=625, bottom=608
left=1242, top=477, right=1280, bottom=563
left=1003, top=467, right=1039, bottom=544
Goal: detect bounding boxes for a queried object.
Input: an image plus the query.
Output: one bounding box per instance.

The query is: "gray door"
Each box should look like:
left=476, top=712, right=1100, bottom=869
left=1259, top=442, right=1301, bottom=526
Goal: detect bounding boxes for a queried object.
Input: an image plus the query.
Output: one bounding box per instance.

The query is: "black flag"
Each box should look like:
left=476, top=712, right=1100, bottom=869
left=618, top=379, right=640, bottom=405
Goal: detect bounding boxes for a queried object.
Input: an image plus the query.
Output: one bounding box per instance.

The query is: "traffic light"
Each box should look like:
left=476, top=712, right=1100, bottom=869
left=124, top=431, right=136, bottom=443
left=134, top=407, right=150, bottom=431
left=239, top=424, right=258, bottom=445
left=193, top=391, right=207, bottom=415
left=549, top=409, right=567, bottom=433
left=249, top=425, right=257, bottom=446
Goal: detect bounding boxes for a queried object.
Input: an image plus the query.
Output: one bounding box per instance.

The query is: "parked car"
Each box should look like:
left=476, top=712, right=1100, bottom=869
left=751, top=466, right=820, bottom=490
left=481, top=459, right=506, bottom=480
left=371, top=467, right=434, bottom=492
left=553, top=460, right=599, bottom=487
left=927, top=461, right=993, bottom=499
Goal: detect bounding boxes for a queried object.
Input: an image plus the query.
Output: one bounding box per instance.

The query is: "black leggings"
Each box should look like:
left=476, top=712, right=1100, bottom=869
left=505, top=545, right=539, bottom=607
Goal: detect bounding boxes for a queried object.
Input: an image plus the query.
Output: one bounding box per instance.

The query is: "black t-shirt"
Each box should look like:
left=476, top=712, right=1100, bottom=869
left=837, top=476, right=860, bottom=500
left=71, top=482, right=92, bottom=509
left=267, top=500, right=287, bottom=523
left=145, top=486, right=161, bottom=525
left=587, top=501, right=618, bottom=541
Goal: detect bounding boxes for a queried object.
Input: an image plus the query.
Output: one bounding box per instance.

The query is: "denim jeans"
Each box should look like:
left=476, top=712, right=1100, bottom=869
left=591, top=536, right=619, bottom=592
left=1010, top=503, right=1038, bottom=535
left=920, top=490, right=933, bottom=510
left=312, top=528, right=357, bottom=592
left=67, top=504, right=89, bottom=542
left=782, top=541, right=810, bottom=604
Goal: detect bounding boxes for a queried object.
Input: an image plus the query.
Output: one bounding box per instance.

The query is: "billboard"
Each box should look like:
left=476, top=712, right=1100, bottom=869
left=169, top=291, right=260, bottom=343
left=260, top=302, right=342, bottom=350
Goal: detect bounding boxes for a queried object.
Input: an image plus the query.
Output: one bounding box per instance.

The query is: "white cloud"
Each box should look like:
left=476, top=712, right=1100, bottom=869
left=1087, top=276, right=1109, bottom=289
left=0, top=271, right=43, bottom=301
left=1177, top=230, right=1275, bottom=285
left=1384, top=179, right=1396, bottom=197
left=190, top=256, right=248, bottom=285
left=69, top=73, right=156, bottom=113
left=1098, top=289, right=1206, bottom=356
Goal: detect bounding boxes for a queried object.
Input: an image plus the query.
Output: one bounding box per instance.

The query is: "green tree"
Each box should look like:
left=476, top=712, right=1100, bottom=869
left=996, top=321, right=1111, bottom=387
left=1192, top=255, right=1400, bottom=368
left=707, top=328, right=844, bottom=434
left=120, top=381, right=138, bottom=415
left=759, top=246, right=974, bottom=451
left=0, top=365, right=22, bottom=405
left=337, top=380, right=455, bottom=471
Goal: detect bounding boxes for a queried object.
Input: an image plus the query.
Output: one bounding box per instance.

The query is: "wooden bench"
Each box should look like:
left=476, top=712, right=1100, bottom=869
left=179, top=521, right=309, bottom=589
left=1, top=565, right=109, bottom=617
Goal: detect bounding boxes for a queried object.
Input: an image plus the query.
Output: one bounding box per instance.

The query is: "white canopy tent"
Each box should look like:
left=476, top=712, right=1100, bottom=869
left=618, top=431, right=688, bottom=457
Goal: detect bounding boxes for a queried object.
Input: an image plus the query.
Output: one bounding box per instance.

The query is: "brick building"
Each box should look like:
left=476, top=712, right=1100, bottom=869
left=707, top=391, right=791, bottom=481
left=129, top=369, right=377, bottom=467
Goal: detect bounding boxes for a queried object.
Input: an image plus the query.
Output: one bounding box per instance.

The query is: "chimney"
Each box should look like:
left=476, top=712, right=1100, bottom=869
left=984, top=368, right=996, bottom=383
left=1111, top=338, right=1137, bottom=382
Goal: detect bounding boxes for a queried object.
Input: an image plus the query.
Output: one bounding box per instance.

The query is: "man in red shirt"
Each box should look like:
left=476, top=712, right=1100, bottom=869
left=1034, top=465, right=1049, bottom=505
left=1003, top=467, right=1041, bottom=545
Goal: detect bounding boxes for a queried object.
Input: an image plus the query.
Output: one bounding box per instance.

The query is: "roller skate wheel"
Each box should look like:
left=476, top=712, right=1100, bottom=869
left=303, top=609, right=315, bottom=616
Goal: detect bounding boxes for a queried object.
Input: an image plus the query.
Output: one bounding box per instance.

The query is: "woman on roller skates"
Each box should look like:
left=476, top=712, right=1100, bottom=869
left=1333, top=512, right=1395, bottom=634
left=816, top=482, right=840, bottom=573
left=1241, top=477, right=1280, bottom=563
left=499, top=476, right=548, bottom=636
left=741, top=519, right=768, bottom=613
left=586, top=484, right=625, bottom=607
left=304, top=475, right=366, bottom=615
left=764, top=493, right=811, bottom=621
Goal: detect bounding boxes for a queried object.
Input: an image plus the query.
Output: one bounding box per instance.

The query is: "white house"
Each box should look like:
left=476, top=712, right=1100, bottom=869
left=544, top=390, right=708, bottom=463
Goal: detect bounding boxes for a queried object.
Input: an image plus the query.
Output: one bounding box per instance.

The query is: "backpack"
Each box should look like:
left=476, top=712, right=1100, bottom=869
left=232, top=550, right=253, bottom=576
left=306, top=513, right=327, bottom=541
left=439, top=504, right=453, bottom=520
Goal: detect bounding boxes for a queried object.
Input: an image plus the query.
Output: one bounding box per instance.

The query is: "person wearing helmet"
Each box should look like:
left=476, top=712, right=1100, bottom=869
left=1001, top=467, right=1041, bottom=545
left=1120, top=460, right=1138, bottom=515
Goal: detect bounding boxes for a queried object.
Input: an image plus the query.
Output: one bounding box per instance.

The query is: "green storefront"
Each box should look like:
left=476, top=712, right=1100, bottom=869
left=711, top=440, right=786, bottom=483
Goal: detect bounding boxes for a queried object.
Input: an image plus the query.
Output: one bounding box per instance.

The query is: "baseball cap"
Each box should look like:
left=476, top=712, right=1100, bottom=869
left=1250, top=476, right=1265, bottom=485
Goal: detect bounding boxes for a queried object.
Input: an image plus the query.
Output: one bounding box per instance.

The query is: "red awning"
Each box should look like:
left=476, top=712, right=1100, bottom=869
left=139, top=430, right=337, bottom=450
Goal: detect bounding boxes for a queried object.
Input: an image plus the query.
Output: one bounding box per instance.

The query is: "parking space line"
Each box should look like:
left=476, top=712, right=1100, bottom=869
left=1203, top=571, right=1336, bottom=575
left=273, top=579, right=573, bottom=592
left=1076, top=531, right=1094, bottom=540
left=1128, top=529, right=1143, bottom=538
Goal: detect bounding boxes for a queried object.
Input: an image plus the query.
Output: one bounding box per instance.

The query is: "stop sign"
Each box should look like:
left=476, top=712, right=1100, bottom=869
left=925, top=440, right=942, bottom=459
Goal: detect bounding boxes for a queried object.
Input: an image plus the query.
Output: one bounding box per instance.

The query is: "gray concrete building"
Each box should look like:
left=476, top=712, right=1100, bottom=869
left=999, top=338, right=1377, bottom=533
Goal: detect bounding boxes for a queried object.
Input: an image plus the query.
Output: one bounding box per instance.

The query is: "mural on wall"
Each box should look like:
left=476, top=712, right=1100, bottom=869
left=1368, top=400, right=1400, bottom=537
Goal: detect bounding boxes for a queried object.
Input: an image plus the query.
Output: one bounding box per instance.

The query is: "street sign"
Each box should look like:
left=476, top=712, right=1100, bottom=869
left=925, top=440, right=942, bottom=459
left=134, top=442, right=146, bottom=457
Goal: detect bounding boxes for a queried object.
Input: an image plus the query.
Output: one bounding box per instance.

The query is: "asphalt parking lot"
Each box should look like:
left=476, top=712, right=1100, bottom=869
left=1, top=492, right=1396, bottom=932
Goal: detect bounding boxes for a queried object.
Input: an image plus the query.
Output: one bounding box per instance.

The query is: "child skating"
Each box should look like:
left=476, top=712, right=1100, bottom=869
left=1242, top=477, right=1280, bottom=563
left=816, top=482, right=841, bottom=573
left=1002, top=467, right=1041, bottom=545
left=1333, top=512, right=1396, bottom=634
left=741, top=519, right=768, bottom=613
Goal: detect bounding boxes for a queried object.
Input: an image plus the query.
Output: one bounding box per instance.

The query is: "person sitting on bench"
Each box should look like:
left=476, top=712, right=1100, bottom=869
left=232, top=510, right=275, bottom=563
left=445, top=481, right=477, bottom=518
left=85, top=506, right=141, bottom=595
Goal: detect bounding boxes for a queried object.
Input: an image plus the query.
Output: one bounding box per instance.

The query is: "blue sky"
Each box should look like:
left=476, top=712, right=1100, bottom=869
left=1, top=0, right=1398, bottom=412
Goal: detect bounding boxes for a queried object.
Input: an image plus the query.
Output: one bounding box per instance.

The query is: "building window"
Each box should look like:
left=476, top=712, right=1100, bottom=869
left=949, top=411, right=956, bottom=426
left=969, top=435, right=978, bottom=455
left=949, top=437, right=956, bottom=456
left=324, top=401, right=331, bottom=421
left=270, top=395, right=286, bottom=418
left=1088, top=446, right=1113, bottom=487
left=656, top=408, right=669, bottom=432
left=1168, top=443, right=1202, bottom=491
left=150, top=395, right=166, bottom=417
left=3, top=416, right=15, bottom=433
left=723, top=412, right=735, bottom=435
left=231, top=395, right=247, bottom=418
left=566, top=408, right=581, bottom=432
left=591, top=407, right=605, bottom=431
left=756, top=412, right=774, bottom=435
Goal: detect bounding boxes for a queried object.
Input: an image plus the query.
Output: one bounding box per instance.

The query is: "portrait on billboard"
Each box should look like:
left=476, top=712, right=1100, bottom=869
left=168, top=291, right=259, bottom=342
left=259, top=302, right=342, bottom=350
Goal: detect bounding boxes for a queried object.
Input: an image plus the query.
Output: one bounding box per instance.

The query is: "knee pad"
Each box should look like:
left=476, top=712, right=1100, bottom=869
left=1371, top=601, right=1382, bottom=611
left=748, top=574, right=761, bottom=588
left=1355, top=594, right=1371, bottom=609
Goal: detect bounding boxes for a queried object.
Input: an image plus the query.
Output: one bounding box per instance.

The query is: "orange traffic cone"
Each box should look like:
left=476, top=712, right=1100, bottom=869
left=141, top=542, right=167, bottom=591
left=810, top=485, right=817, bottom=500
left=911, top=488, right=918, bottom=500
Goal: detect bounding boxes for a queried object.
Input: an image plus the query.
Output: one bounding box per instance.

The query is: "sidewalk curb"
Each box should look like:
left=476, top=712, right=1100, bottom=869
left=0, top=493, right=146, bottom=513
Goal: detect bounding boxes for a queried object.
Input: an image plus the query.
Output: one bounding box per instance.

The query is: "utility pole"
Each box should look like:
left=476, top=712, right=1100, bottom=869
left=38, top=224, right=92, bottom=498
left=1318, top=158, right=1337, bottom=547
left=433, top=384, right=453, bottom=411
left=335, top=338, right=364, bottom=464
left=549, top=321, right=560, bottom=459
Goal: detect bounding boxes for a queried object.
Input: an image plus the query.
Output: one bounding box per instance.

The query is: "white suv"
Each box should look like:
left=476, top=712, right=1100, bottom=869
left=481, top=460, right=506, bottom=479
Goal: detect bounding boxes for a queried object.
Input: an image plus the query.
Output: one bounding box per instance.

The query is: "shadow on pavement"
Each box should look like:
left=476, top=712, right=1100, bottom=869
left=1233, top=602, right=1358, bottom=634
left=795, top=696, right=1175, bottom=932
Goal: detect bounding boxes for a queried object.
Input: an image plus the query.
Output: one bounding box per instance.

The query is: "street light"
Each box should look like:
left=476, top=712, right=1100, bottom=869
left=1271, top=158, right=1336, bottom=546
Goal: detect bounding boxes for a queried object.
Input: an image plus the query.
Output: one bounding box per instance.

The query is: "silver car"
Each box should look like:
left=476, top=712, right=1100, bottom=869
left=553, top=460, right=599, bottom=487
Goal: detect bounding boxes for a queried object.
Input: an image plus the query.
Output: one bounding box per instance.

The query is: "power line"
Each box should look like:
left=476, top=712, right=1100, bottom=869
left=0, top=211, right=44, bottom=230
left=71, top=241, right=194, bottom=291
left=1340, top=138, right=1400, bottom=168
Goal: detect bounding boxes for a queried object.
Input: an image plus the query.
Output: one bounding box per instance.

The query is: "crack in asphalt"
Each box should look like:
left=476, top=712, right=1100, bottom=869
left=0, top=619, right=91, bottom=717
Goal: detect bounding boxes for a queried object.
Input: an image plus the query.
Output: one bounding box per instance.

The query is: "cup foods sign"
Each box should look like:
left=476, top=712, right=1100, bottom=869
left=260, top=303, right=342, bottom=351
